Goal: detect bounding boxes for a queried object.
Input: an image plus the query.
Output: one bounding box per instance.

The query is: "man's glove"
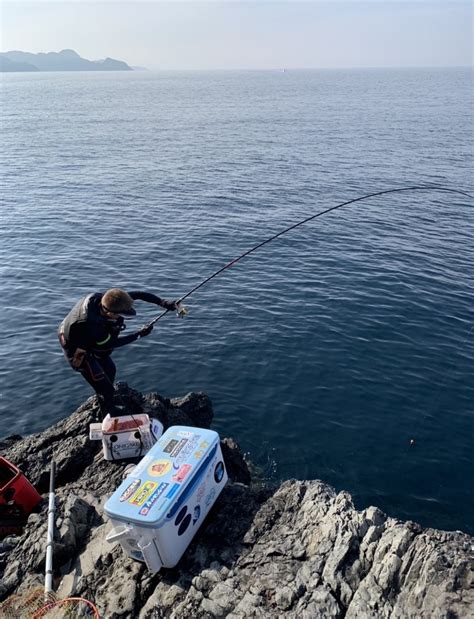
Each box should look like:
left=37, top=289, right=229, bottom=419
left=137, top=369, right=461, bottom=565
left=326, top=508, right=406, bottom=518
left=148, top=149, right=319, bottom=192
left=138, top=323, right=154, bottom=338
left=161, top=299, right=178, bottom=312
left=162, top=299, right=189, bottom=317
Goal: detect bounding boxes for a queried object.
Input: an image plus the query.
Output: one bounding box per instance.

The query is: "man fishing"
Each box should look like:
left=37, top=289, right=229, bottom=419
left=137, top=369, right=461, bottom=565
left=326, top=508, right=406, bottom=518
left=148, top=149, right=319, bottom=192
left=58, top=288, right=179, bottom=419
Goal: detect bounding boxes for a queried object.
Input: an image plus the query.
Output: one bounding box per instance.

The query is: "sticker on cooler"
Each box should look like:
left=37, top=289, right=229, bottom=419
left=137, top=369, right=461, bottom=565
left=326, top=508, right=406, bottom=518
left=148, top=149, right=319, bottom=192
left=147, top=460, right=172, bottom=477
left=163, top=439, right=179, bottom=453
left=120, top=479, right=141, bottom=502
left=129, top=481, right=158, bottom=506
left=139, top=483, right=169, bottom=516
left=165, top=483, right=181, bottom=499
left=196, top=482, right=206, bottom=502
left=172, top=434, right=201, bottom=468
left=205, top=488, right=217, bottom=507
left=172, top=464, right=192, bottom=483
left=170, top=439, right=188, bottom=457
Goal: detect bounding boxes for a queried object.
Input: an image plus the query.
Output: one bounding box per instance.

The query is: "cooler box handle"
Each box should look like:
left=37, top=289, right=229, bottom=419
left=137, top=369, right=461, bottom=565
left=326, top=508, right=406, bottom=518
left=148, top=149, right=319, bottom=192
left=106, top=524, right=134, bottom=544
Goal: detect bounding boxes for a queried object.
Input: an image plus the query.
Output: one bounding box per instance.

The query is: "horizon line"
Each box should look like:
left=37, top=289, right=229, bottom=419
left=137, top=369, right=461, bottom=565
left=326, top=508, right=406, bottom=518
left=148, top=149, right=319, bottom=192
left=142, top=64, right=473, bottom=71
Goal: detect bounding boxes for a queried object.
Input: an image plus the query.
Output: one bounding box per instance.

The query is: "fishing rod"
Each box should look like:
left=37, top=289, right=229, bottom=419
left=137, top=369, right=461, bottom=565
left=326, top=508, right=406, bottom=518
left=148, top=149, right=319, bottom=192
left=146, top=185, right=473, bottom=327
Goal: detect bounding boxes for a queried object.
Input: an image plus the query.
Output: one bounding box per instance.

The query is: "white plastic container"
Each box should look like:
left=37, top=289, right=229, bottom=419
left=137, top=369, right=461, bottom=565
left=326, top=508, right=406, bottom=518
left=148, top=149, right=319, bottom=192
left=104, top=425, right=228, bottom=573
left=89, top=414, right=163, bottom=461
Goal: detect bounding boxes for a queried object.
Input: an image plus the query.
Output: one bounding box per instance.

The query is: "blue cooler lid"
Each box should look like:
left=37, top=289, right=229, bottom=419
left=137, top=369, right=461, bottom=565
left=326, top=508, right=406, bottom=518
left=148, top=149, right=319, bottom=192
left=104, top=426, right=220, bottom=527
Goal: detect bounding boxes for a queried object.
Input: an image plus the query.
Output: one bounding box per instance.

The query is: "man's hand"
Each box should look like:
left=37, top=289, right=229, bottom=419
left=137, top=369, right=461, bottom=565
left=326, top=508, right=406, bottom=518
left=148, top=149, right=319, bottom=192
left=71, top=348, right=87, bottom=369
left=161, top=299, right=178, bottom=312
left=138, top=323, right=154, bottom=338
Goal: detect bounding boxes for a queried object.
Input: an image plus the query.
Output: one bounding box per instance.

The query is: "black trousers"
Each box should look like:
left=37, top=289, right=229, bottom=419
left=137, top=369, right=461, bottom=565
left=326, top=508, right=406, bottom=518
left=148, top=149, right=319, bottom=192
left=78, top=354, right=117, bottom=410
left=63, top=349, right=117, bottom=417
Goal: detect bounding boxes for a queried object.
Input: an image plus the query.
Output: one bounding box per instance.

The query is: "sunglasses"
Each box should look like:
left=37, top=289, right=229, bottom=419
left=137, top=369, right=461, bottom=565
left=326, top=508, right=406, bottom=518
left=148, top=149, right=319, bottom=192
left=101, top=304, right=123, bottom=317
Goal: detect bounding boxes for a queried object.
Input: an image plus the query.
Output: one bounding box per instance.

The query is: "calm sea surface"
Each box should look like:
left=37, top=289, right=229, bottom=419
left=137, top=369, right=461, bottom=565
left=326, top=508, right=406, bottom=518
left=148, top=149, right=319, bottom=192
left=1, top=68, right=473, bottom=534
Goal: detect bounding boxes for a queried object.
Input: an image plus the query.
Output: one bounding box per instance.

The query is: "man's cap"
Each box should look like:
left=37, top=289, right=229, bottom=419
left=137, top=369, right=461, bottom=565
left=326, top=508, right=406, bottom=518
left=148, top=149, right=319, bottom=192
left=102, top=288, right=136, bottom=316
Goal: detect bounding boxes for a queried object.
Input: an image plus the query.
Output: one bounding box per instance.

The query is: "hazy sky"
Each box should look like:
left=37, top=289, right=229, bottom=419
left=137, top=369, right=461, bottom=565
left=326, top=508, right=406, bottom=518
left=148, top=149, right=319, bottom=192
left=1, top=1, right=472, bottom=70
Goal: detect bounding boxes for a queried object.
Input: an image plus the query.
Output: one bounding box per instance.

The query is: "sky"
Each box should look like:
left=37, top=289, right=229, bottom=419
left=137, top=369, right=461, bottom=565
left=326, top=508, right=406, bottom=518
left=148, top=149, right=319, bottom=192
left=0, top=1, right=472, bottom=70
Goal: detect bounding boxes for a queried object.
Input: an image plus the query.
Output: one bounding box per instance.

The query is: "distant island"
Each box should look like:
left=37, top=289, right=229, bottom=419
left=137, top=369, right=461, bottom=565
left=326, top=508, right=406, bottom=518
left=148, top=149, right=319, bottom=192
left=0, top=49, right=133, bottom=72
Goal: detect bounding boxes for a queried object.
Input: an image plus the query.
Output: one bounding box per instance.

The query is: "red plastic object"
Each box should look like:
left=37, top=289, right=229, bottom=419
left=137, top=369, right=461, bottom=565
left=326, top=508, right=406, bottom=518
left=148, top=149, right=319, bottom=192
left=0, top=456, right=41, bottom=514
left=102, top=415, right=146, bottom=433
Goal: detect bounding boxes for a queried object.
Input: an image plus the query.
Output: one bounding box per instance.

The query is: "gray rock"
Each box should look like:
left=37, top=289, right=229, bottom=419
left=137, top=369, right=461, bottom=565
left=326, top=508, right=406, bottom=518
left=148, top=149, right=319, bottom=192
left=0, top=388, right=472, bottom=619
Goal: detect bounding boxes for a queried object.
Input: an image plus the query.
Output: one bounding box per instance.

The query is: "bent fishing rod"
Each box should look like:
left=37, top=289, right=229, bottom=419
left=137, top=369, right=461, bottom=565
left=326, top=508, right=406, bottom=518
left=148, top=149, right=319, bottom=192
left=146, top=185, right=473, bottom=327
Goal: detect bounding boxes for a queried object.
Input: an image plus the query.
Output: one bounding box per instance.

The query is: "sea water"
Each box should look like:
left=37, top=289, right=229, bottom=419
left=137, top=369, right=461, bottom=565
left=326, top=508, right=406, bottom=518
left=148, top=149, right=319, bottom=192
left=1, top=68, right=473, bottom=533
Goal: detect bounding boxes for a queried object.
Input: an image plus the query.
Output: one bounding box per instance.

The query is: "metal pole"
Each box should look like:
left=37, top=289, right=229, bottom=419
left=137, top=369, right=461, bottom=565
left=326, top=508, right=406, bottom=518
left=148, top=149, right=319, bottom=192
left=44, top=460, right=56, bottom=601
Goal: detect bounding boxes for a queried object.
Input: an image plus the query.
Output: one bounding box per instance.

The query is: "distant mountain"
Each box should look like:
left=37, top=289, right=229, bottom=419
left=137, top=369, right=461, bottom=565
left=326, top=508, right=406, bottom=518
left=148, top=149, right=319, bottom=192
left=0, top=55, right=39, bottom=72
left=0, top=49, right=133, bottom=72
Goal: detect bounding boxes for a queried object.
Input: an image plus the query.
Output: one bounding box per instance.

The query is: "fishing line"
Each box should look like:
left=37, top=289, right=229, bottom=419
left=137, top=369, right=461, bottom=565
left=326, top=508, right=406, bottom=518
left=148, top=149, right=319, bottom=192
left=147, top=185, right=473, bottom=326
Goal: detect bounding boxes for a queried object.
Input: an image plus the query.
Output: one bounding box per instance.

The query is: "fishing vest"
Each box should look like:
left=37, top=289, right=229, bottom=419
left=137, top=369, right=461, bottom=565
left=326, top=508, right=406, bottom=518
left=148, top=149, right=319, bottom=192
left=58, top=293, right=99, bottom=346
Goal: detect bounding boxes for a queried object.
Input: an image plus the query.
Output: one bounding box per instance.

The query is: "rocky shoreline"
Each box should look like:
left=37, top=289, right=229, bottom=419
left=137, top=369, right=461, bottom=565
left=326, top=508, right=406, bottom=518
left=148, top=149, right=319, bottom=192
left=0, top=385, right=472, bottom=618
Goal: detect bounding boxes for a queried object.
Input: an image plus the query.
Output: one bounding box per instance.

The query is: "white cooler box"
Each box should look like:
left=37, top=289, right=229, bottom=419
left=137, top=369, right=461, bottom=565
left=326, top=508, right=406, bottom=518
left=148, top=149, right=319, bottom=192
left=89, top=414, right=163, bottom=461
left=104, top=426, right=228, bottom=573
